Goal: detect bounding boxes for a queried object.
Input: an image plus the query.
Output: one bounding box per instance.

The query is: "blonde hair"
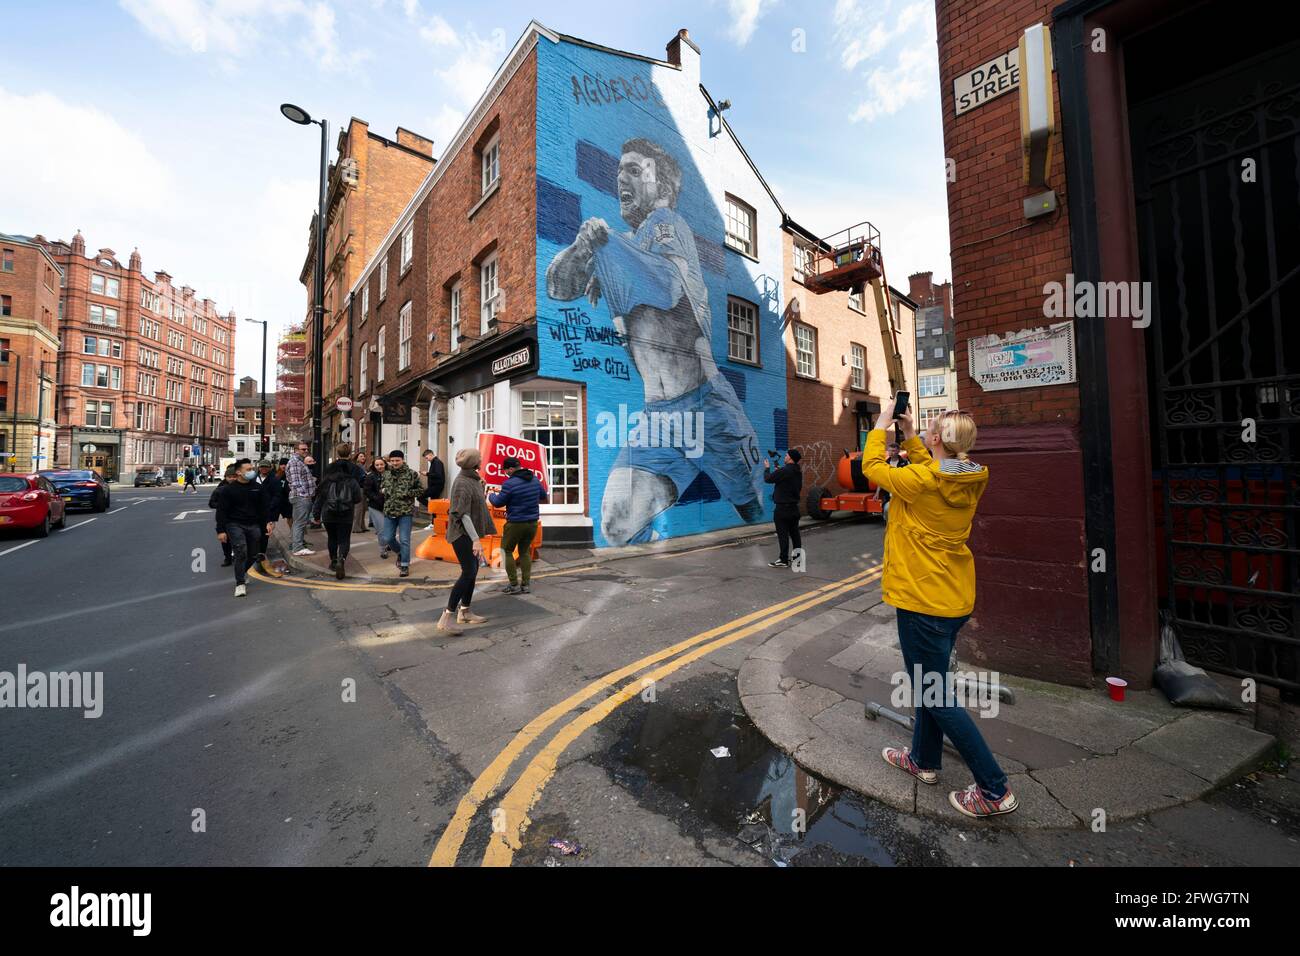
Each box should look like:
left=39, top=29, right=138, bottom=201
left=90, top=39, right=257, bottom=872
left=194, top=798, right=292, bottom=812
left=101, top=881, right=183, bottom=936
left=455, top=448, right=481, bottom=469
left=935, top=410, right=978, bottom=460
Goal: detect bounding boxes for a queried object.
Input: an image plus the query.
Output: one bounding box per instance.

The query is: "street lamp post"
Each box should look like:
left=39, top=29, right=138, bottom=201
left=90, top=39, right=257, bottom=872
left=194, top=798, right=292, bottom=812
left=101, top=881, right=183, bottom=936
left=34, top=358, right=52, bottom=472
left=245, top=317, right=268, bottom=458
left=281, top=102, right=328, bottom=478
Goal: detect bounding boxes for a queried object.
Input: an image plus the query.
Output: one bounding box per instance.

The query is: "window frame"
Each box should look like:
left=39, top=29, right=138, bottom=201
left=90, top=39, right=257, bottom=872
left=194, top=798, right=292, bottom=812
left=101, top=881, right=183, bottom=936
left=481, top=134, right=501, bottom=196
left=850, top=343, right=866, bottom=390
left=449, top=283, right=462, bottom=351
left=518, top=388, right=583, bottom=512
left=726, top=296, right=760, bottom=367
left=793, top=322, right=818, bottom=379
left=479, top=255, right=499, bottom=334
left=377, top=326, right=386, bottom=382
left=398, top=301, right=412, bottom=371
left=379, top=257, right=388, bottom=301
left=724, top=194, right=757, bottom=258
left=400, top=222, right=414, bottom=272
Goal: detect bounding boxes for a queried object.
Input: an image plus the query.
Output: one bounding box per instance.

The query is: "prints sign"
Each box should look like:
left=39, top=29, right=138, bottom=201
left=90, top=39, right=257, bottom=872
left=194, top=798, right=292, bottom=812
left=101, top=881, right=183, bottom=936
left=491, top=347, right=531, bottom=377
left=954, top=48, right=1019, bottom=115
left=969, top=322, right=1076, bottom=391
left=476, top=432, right=549, bottom=493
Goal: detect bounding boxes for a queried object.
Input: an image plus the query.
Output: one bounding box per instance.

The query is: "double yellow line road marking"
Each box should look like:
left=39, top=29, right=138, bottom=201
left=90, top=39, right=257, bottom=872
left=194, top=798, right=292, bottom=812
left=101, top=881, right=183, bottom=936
left=430, top=561, right=884, bottom=867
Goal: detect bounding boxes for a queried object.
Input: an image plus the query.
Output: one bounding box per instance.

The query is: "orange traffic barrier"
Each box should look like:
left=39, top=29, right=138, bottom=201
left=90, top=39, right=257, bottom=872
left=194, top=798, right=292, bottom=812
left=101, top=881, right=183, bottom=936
left=415, top=498, right=543, bottom=567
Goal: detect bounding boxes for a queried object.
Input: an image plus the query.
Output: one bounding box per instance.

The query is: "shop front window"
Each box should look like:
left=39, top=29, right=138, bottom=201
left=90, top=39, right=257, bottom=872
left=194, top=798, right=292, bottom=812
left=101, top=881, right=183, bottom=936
left=520, top=389, right=581, bottom=506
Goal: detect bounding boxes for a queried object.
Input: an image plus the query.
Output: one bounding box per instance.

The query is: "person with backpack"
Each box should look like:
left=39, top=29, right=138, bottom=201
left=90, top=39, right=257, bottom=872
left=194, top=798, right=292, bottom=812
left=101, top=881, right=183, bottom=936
left=183, top=465, right=198, bottom=494
left=489, top=456, right=549, bottom=594
left=313, top=443, right=364, bottom=580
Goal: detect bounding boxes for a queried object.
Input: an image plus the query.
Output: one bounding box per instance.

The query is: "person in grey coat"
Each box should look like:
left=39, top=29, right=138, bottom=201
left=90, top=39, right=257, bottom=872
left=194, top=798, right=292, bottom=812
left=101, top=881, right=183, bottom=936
left=439, top=448, right=498, bottom=635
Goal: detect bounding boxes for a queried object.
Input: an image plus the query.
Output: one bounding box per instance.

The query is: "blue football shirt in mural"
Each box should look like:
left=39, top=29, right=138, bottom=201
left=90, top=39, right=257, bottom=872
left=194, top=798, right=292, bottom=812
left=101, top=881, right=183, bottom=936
left=592, top=206, right=711, bottom=341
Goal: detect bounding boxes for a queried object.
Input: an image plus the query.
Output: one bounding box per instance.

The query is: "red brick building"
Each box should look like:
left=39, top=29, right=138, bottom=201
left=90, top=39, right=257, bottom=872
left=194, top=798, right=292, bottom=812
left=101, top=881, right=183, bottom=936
left=936, top=0, right=1298, bottom=707
left=298, top=119, right=435, bottom=449
left=38, top=232, right=236, bottom=480
left=780, top=221, right=918, bottom=495
left=0, top=233, right=62, bottom=470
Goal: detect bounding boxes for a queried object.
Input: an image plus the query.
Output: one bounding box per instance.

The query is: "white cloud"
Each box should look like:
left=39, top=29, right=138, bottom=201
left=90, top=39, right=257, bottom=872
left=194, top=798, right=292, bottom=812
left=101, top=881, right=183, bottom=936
left=0, top=87, right=177, bottom=223
left=433, top=26, right=509, bottom=108
left=119, top=0, right=369, bottom=72
left=300, top=1, right=371, bottom=73
left=833, top=0, right=937, bottom=123
left=726, top=0, right=777, bottom=47
left=419, top=13, right=458, bottom=47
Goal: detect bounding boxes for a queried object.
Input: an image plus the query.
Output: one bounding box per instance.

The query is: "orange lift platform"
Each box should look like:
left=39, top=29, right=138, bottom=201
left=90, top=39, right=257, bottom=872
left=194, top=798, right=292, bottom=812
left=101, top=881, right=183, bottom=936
left=804, top=450, right=887, bottom=522
left=798, top=221, right=907, bottom=522
left=415, top=498, right=543, bottom=567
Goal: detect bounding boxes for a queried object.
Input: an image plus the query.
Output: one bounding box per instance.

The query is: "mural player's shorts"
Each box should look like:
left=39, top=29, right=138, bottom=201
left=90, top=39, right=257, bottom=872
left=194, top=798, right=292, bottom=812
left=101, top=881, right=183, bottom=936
left=611, top=374, right=763, bottom=506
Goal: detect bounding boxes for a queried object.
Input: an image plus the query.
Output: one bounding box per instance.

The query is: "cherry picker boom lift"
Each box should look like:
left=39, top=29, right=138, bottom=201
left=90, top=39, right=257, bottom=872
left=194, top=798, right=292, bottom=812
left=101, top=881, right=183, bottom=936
left=799, top=222, right=909, bottom=522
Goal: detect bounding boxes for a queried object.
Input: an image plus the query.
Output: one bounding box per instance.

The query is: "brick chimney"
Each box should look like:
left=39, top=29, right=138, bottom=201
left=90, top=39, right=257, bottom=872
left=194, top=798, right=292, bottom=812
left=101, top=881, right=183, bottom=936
left=396, top=127, right=434, bottom=157
left=238, top=376, right=257, bottom=398
left=908, top=271, right=934, bottom=306
left=666, top=28, right=700, bottom=84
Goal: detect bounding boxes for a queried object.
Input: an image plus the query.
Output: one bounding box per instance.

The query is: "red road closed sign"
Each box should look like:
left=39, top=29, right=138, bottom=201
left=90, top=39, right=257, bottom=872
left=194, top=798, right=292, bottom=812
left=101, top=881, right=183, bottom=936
left=476, top=432, right=549, bottom=493
left=336, top=396, right=353, bottom=413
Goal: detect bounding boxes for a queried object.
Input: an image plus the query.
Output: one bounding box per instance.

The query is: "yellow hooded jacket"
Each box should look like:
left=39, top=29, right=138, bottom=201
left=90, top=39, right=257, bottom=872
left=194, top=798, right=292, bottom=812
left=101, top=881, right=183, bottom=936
left=862, top=429, right=989, bottom=618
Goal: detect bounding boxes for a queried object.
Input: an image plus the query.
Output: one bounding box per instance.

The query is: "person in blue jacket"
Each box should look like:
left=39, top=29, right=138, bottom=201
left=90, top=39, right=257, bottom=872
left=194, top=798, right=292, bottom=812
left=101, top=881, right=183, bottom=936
left=489, top=456, right=548, bottom=594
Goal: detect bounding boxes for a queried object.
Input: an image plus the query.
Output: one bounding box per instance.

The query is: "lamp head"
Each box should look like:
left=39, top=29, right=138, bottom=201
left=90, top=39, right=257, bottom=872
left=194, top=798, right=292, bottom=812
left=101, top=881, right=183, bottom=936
left=280, top=103, right=312, bottom=125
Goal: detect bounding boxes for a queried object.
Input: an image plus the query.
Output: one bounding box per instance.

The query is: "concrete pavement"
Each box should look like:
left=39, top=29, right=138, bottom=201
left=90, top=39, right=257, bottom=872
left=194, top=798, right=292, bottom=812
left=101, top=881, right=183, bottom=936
left=739, top=591, right=1277, bottom=827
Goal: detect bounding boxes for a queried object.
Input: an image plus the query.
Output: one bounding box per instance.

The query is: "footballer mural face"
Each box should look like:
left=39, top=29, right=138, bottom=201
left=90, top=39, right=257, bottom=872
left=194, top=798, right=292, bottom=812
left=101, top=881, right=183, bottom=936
left=617, top=150, right=665, bottom=227
left=545, top=136, right=766, bottom=546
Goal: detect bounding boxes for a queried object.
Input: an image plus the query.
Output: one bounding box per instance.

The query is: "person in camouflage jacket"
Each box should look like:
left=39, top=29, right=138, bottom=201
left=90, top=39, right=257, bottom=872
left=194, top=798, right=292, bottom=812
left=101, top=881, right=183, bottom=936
left=377, top=450, right=428, bottom=575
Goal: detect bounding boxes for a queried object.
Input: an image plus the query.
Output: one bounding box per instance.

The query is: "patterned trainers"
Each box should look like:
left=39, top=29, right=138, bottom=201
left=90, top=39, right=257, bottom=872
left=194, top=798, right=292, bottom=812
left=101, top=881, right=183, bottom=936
left=949, top=784, right=1019, bottom=818
left=881, top=747, right=938, bottom=785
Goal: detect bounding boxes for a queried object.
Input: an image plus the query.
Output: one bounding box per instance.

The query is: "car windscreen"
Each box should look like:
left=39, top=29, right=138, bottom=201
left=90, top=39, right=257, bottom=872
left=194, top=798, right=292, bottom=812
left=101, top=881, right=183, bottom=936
left=0, top=477, right=29, bottom=493
left=42, top=471, right=92, bottom=482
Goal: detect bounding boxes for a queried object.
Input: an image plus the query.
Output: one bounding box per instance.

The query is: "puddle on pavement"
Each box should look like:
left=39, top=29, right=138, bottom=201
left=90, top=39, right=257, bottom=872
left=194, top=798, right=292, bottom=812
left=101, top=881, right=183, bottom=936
left=596, top=673, right=942, bottom=866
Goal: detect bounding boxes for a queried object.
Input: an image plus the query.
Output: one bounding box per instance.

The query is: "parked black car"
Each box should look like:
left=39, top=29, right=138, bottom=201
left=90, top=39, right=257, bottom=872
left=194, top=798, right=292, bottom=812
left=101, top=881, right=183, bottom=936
left=134, top=467, right=166, bottom=487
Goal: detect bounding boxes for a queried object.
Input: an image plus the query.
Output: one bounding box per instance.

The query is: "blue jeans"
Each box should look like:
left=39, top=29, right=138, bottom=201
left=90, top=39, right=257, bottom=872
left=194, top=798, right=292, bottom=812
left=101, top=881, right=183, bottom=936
left=381, top=513, right=412, bottom=566
left=896, top=608, right=1008, bottom=799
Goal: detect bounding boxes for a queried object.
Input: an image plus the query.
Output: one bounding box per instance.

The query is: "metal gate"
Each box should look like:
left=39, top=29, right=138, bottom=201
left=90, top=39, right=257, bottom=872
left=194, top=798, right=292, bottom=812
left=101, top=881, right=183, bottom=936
left=1131, top=44, right=1300, bottom=691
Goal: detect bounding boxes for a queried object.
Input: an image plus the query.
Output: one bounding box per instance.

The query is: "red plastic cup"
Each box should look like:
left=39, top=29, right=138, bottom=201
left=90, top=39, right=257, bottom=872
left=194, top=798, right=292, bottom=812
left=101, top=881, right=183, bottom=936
left=1106, top=676, right=1127, bottom=702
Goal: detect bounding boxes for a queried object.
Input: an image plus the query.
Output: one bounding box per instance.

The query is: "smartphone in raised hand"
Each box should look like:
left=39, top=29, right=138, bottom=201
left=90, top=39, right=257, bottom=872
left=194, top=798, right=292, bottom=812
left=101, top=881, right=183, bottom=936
left=892, top=391, right=910, bottom=445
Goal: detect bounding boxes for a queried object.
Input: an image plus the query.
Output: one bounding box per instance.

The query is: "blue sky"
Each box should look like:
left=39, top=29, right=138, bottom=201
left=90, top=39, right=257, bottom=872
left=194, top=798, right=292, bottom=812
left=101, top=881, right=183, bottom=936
left=0, top=0, right=950, bottom=383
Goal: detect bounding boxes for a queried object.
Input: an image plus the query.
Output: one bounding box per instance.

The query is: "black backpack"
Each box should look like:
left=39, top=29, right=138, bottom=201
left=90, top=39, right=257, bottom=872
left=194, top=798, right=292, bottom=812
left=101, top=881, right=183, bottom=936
left=322, top=476, right=356, bottom=520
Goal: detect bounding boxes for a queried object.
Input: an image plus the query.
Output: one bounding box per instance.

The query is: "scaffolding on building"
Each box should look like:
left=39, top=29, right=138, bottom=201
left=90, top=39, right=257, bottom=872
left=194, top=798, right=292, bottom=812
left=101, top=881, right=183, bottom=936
left=276, top=322, right=308, bottom=442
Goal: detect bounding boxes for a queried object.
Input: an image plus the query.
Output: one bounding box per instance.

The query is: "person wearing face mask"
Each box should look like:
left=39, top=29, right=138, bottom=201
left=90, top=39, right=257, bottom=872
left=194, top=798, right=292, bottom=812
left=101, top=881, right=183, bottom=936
left=216, top=460, right=276, bottom=598
left=209, top=464, right=239, bottom=567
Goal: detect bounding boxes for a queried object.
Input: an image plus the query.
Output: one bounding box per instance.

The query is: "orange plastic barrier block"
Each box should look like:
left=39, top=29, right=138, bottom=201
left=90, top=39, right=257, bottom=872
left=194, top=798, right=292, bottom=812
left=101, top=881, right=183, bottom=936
left=416, top=498, right=542, bottom=564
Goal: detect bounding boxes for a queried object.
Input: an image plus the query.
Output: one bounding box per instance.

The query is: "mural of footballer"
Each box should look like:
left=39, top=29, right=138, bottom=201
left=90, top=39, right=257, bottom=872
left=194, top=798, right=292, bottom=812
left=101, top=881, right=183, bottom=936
left=546, top=137, right=766, bottom=545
